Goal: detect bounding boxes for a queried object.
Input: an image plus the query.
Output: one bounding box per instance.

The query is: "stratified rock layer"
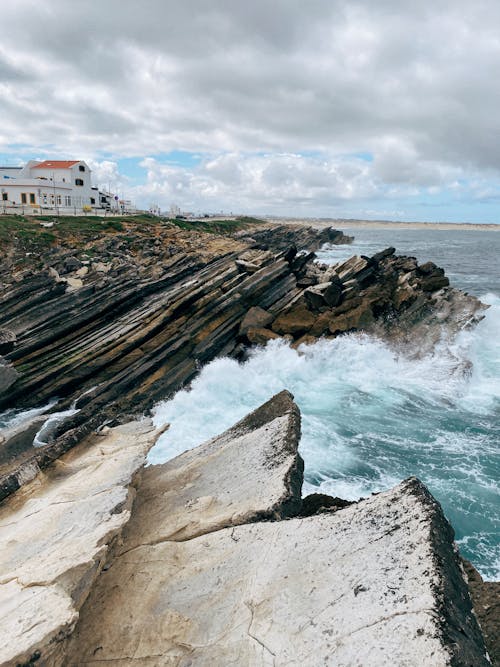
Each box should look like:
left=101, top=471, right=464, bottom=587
left=63, top=479, right=489, bottom=667
left=116, top=390, right=303, bottom=550
left=59, top=394, right=489, bottom=667
left=0, top=419, right=162, bottom=667
left=0, top=222, right=486, bottom=505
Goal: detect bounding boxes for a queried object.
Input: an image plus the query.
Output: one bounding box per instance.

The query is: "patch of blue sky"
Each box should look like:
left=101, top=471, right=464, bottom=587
left=151, top=151, right=204, bottom=168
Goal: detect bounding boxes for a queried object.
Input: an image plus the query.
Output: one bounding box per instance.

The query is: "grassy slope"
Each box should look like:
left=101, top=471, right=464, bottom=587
left=0, top=214, right=264, bottom=253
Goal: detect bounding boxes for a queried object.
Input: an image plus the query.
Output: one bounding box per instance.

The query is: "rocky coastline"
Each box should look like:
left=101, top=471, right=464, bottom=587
left=0, top=215, right=497, bottom=665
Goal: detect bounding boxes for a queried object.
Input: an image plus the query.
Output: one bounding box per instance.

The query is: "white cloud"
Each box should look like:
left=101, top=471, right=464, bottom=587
left=1, top=1, right=500, bottom=217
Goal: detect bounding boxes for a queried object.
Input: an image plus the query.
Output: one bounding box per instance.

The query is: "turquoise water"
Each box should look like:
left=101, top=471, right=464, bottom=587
left=150, top=227, right=500, bottom=580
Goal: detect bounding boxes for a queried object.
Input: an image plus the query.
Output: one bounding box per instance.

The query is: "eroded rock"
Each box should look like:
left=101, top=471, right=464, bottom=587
left=64, top=478, right=489, bottom=667
left=0, top=419, right=162, bottom=667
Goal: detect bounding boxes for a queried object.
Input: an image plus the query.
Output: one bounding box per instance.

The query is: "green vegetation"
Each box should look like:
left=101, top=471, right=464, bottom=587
left=0, top=213, right=265, bottom=252
left=167, top=215, right=265, bottom=234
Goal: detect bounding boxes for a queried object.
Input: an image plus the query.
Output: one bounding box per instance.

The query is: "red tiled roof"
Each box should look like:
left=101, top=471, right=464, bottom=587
left=32, top=160, right=80, bottom=169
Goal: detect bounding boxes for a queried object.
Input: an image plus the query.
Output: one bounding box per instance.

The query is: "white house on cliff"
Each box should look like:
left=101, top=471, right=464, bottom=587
left=0, top=160, right=134, bottom=214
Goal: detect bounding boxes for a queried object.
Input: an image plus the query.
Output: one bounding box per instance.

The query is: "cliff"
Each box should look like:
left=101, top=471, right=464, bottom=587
left=0, top=392, right=491, bottom=666
left=0, top=216, right=485, bottom=503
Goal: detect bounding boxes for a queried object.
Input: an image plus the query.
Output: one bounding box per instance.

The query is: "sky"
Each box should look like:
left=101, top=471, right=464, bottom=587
left=1, top=0, right=500, bottom=222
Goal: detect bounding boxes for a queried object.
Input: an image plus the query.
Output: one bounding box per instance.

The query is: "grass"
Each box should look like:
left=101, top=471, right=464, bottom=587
left=167, top=215, right=265, bottom=234
left=0, top=213, right=265, bottom=252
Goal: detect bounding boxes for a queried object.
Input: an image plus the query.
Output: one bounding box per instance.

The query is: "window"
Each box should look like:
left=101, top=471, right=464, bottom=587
left=64, top=195, right=71, bottom=206
left=2, top=193, right=7, bottom=201
left=42, top=194, right=47, bottom=205
left=21, top=193, right=27, bottom=204
left=57, top=195, right=62, bottom=205
left=75, top=178, right=84, bottom=186
left=79, top=165, right=85, bottom=172
left=29, top=193, right=35, bottom=204
left=90, top=197, right=95, bottom=205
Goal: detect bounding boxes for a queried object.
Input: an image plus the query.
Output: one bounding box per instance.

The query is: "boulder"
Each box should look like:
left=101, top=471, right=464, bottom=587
left=0, top=329, right=16, bottom=355
left=239, top=306, right=275, bottom=335
left=271, top=304, right=316, bottom=336
left=328, top=302, right=375, bottom=334
left=114, top=390, right=303, bottom=550
left=62, top=256, right=83, bottom=273
left=246, top=327, right=281, bottom=345
left=0, top=419, right=162, bottom=667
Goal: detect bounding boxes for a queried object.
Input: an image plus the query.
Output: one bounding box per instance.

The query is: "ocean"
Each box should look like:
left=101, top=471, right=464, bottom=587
left=150, top=225, right=500, bottom=581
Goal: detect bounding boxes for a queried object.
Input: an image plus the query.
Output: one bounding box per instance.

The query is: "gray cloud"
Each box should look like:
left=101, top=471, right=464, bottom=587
left=1, top=0, right=500, bottom=214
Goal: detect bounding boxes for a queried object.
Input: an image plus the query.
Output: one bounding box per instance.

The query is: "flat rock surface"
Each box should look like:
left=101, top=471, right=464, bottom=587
left=0, top=419, right=161, bottom=667
left=64, top=478, right=488, bottom=666
left=116, top=389, right=303, bottom=551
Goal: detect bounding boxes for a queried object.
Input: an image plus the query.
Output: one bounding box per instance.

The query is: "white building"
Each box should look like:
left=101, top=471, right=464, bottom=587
left=0, top=160, right=135, bottom=214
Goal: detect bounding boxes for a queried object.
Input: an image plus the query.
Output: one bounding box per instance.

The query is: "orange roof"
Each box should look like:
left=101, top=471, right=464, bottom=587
left=32, top=160, right=80, bottom=169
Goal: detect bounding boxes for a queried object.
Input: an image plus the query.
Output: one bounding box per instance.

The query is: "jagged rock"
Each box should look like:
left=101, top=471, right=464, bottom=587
left=372, top=246, right=396, bottom=262
left=328, top=302, right=375, bottom=334
left=304, top=281, right=343, bottom=310
left=246, top=327, right=281, bottom=345
left=113, top=390, right=302, bottom=550
left=462, top=559, right=500, bottom=666
left=299, top=492, right=352, bottom=516
left=0, top=222, right=486, bottom=501
left=0, top=419, right=163, bottom=667
left=271, top=304, right=316, bottom=336
left=63, top=476, right=489, bottom=667
left=235, top=224, right=353, bottom=253
left=334, top=255, right=370, bottom=282
left=239, top=306, right=275, bottom=335
left=0, top=329, right=16, bottom=355
left=0, top=360, right=17, bottom=396
left=62, top=256, right=82, bottom=273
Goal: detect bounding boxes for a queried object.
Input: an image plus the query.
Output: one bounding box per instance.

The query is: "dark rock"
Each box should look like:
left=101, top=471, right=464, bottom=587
left=0, top=359, right=18, bottom=396
left=0, top=329, right=16, bottom=355
left=420, top=275, right=450, bottom=292
left=299, top=493, right=353, bottom=517
left=418, top=261, right=441, bottom=275
left=63, top=256, right=83, bottom=273
left=462, top=558, right=500, bottom=667
left=371, top=247, right=396, bottom=263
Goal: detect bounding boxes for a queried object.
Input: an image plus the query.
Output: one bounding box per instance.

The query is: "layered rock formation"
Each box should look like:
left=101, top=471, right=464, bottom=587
left=0, top=221, right=486, bottom=505
left=0, top=419, right=163, bottom=667
left=0, top=392, right=490, bottom=666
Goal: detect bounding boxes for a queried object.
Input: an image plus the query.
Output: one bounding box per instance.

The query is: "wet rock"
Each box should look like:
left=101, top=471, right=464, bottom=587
left=246, top=327, right=281, bottom=345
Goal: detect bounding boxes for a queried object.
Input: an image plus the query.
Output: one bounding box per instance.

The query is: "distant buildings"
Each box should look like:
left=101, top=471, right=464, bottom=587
left=0, top=160, right=136, bottom=214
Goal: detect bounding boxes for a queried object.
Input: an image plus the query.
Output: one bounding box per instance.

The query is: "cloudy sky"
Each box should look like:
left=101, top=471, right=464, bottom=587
left=2, top=0, right=500, bottom=221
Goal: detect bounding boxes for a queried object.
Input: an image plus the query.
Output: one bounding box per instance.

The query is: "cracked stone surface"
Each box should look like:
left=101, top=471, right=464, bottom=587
left=114, top=389, right=303, bottom=552
left=0, top=419, right=162, bottom=667
left=63, top=475, right=489, bottom=666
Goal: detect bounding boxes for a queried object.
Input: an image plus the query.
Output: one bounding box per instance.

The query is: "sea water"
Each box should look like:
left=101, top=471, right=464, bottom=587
left=150, top=226, right=500, bottom=580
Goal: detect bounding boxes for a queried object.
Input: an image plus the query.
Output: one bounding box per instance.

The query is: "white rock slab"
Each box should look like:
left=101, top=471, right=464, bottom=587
left=0, top=419, right=161, bottom=667
left=117, top=389, right=303, bottom=550
left=65, top=478, right=489, bottom=666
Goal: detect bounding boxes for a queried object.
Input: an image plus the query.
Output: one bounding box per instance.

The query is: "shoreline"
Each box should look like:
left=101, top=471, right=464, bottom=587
left=265, top=217, right=500, bottom=232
